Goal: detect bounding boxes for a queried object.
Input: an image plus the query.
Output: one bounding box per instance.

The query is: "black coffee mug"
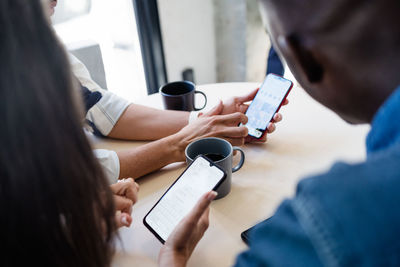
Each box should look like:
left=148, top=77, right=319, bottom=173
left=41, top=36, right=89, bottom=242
left=160, top=81, right=207, bottom=111
left=185, top=137, right=245, bottom=199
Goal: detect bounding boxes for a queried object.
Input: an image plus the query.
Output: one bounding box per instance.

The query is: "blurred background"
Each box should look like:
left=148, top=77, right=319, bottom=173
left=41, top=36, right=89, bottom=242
left=53, top=0, right=278, bottom=102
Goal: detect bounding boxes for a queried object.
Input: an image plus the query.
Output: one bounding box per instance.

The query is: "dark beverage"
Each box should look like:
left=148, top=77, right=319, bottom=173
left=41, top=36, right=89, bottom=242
left=204, top=153, right=225, bottom=162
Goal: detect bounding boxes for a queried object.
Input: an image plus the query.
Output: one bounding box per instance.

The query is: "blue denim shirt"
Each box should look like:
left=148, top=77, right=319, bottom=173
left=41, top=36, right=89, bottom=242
left=235, top=87, right=400, bottom=267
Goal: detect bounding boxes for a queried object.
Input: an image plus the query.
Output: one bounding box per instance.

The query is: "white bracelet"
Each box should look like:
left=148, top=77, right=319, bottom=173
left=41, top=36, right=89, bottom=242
left=188, top=111, right=200, bottom=124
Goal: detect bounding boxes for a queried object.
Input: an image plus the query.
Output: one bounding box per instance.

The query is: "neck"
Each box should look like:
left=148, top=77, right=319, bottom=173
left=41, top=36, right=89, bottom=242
left=349, top=65, right=400, bottom=124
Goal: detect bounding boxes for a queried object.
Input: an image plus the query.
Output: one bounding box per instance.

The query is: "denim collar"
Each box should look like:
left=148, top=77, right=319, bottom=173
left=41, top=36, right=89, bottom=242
left=366, top=86, right=400, bottom=155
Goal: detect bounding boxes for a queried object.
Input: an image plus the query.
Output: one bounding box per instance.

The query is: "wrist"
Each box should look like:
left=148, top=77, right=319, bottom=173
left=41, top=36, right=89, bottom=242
left=158, top=247, right=188, bottom=267
left=188, top=111, right=201, bottom=124
left=165, top=133, right=187, bottom=162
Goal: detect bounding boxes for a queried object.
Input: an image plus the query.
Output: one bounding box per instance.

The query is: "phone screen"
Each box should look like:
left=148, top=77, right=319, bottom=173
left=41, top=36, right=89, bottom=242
left=245, top=74, right=292, bottom=138
left=144, top=156, right=226, bottom=243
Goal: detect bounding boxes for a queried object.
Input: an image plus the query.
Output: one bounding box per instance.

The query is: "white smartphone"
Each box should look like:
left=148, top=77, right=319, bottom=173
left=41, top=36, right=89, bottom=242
left=143, top=156, right=226, bottom=243
left=244, top=74, right=293, bottom=139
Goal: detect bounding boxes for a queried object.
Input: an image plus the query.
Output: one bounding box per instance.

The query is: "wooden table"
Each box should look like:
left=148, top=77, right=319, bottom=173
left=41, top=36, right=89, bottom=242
left=92, top=83, right=369, bottom=266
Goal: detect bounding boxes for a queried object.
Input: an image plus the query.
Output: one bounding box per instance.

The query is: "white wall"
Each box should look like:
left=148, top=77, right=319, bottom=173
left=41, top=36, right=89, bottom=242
left=158, top=0, right=270, bottom=85
left=246, top=0, right=269, bottom=82
left=214, top=0, right=269, bottom=83
left=214, top=0, right=247, bottom=82
left=157, top=0, right=216, bottom=84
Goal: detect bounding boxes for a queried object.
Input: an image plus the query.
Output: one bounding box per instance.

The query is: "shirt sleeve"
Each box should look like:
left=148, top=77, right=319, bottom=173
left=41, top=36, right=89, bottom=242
left=234, top=200, right=323, bottom=267
left=69, top=53, right=131, bottom=136
left=93, top=149, right=120, bottom=184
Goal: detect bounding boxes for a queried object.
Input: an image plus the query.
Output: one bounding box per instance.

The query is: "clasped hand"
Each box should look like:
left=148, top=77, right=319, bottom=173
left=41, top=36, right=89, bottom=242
left=110, top=178, right=139, bottom=228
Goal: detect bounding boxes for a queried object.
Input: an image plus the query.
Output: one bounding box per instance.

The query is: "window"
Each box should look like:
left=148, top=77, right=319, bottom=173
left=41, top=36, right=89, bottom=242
left=53, top=0, right=147, bottom=101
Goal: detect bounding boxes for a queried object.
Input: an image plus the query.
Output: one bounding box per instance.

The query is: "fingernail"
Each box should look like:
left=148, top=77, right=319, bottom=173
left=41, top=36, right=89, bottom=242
left=121, top=215, right=129, bottom=226
left=116, top=210, right=121, bottom=217
left=208, top=191, right=218, bottom=201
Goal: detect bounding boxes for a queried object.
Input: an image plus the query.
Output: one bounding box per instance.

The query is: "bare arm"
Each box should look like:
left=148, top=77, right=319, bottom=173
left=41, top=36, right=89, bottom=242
left=116, top=134, right=183, bottom=179
left=108, top=89, right=287, bottom=142
left=108, top=104, right=190, bottom=141
left=117, top=107, right=248, bottom=180
left=111, top=89, right=288, bottom=179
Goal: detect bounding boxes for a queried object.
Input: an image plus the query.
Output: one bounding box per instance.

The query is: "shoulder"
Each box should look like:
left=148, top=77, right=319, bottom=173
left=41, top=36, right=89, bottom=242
left=238, top=145, right=400, bottom=267
left=67, top=52, right=102, bottom=92
left=237, top=199, right=323, bottom=267
left=294, top=144, right=400, bottom=266
left=297, top=143, right=400, bottom=201
left=67, top=53, right=87, bottom=74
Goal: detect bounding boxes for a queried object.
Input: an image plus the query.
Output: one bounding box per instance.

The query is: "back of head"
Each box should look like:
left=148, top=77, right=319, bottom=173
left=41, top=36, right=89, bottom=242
left=259, top=0, right=400, bottom=123
left=0, top=0, right=116, bottom=266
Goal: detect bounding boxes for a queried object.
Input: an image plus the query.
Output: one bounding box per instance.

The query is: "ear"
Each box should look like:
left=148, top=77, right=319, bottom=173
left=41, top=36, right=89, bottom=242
left=278, top=34, right=324, bottom=83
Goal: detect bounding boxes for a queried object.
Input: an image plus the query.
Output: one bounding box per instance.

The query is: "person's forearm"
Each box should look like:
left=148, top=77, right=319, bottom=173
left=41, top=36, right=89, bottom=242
left=158, top=254, right=187, bottom=267
left=116, top=110, right=249, bottom=179
left=117, top=134, right=185, bottom=180
left=109, top=104, right=190, bottom=141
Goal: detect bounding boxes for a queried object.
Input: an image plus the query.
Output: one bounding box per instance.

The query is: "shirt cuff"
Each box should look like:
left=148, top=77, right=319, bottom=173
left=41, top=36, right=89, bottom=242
left=93, top=149, right=120, bottom=184
left=86, top=92, right=131, bottom=136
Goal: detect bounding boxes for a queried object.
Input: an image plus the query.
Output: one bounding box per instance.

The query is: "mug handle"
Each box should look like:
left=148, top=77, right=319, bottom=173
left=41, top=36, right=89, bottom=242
left=194, top=91, right=207, bottom=111
left=232, top=147, right=245, bottom=173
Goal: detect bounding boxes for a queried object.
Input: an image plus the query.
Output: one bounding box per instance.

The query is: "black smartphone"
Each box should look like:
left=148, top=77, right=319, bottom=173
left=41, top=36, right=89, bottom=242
left=243, top=74, right=293, bottom=139
left=143, top=156, right=226, bottom=244
left=241, top=227, right=252, bottom=245
left=241, top=217, right=272, bottom=245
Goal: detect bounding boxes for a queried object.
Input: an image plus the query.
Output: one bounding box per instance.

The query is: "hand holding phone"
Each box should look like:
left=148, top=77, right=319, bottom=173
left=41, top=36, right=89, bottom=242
left=144, top=156, right=226, bottom=243
left=159, top=191, right=217, bottom=267
left=244, top=74, right=293, bottom=139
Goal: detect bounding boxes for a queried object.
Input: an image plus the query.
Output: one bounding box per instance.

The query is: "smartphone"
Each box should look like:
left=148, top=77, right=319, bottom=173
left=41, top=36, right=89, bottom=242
left=244, top=74, right=293, bottom=139
left=241, top=227, right=252, bottom=245
left=241, top=217, right=272, bottom=245
left=143, top=156, right=226, bottom=244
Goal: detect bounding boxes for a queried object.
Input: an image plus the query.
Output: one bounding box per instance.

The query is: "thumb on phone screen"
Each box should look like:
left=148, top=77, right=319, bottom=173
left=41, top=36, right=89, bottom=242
left=159, top=191, right=217, bottom=266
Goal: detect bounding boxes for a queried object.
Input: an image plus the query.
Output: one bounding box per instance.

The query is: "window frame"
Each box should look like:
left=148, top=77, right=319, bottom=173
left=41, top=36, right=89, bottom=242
left=132, top=0, right=168, bottom=95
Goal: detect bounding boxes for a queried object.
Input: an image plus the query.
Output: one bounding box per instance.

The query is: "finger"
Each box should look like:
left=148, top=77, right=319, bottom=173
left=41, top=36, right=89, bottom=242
left=110, top=178, right=134, bottom=193
left=123, top=179, right=139, bottom=204
left=273, top=113, right=282, bottom=123
left=257, top=135, right=267, bottom=143
left=215, top=112, right=248, bottom=125
left=186, top=191, right=217, bottom=224
left=282, top=98, right=289, bottom=106
left=245, top=134, right=267, bottom=144
left=164, top=192, right=216, bottom=250
left=226, top=125, right=248, bottom=136
left=207, top=100, right=223, bottom=116
left=217, top=127, right=248, bottom=142
left=238, top=104, right=249, bottom=114
left=111, top=178, right=139, bottom=204
left=114, top=195, right=133, bottom=214
left=115, top=211, right=133, bottom=228
left=267, top=123, right=276, bottom=133
left=225, top=137, right=246, bottom=147
left=197, top=207, right=210, bottom=233
left=236, top=88, right=259, bottom=103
